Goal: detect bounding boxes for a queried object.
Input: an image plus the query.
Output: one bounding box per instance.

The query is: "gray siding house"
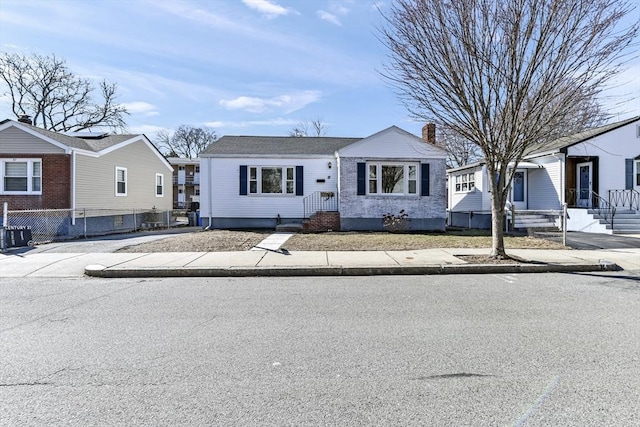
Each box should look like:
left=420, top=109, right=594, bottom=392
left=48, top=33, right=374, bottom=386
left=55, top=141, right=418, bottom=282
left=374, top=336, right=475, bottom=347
left=199, top=125, right=448, bottom=231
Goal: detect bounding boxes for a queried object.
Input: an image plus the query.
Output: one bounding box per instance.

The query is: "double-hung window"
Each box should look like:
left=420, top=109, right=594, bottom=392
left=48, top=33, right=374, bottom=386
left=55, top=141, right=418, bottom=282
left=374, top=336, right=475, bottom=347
left=1, top=159, right=41, bottom=194
left=155, top=173, right=164, bottom=197
left=454, top=172, right=475, bottom=192
left=367, top=162, right=418, bottom=195
left=249, top=166, right=296, bottom=195
left=115, top=167, right=127, bottom=196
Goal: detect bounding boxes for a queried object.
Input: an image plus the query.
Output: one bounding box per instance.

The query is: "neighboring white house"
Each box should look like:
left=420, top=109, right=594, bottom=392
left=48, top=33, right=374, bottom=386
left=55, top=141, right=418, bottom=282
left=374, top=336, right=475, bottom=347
left=447, top=116, right=640, bottom=233
left=199, top=125, right=448, bottom=231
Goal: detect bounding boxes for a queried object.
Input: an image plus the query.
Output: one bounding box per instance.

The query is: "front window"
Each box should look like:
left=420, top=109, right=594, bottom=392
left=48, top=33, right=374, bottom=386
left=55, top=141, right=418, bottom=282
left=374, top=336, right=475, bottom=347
left=156, top=173, right=164, bottom=196
left=367, top=163, right=418, bottom=195
left=455, top=172, right=475, bottom=192
left=249, top=166, right=296, bottom=195
left=1, top=159, right=42, bottom=194
left=116, top=167, right=127, bottom=196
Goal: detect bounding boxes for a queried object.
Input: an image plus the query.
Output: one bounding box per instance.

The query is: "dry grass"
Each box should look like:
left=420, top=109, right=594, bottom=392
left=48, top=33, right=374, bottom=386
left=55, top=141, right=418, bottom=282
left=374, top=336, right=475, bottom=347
left=117, top=228, right=566, bottom=253
left=117, top=229, right=271, bottom=253
left=285, top=230, right=565, bottom=251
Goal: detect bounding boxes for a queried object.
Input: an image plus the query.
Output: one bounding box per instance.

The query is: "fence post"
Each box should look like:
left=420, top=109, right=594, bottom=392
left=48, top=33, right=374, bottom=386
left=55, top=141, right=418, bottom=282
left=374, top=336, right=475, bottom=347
left=133, top=210, right=137, bottom=232
left=2, top=202, right=7, bottom=227
left=562, top=203, right=567, bottom=246
left=166, top=210, right=170, bottom=229
left=83, top=208, right=87, bottom=239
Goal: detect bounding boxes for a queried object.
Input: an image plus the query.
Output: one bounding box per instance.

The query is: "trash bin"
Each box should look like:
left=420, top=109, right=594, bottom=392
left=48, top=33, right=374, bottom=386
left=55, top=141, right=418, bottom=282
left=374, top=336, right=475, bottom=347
left=188, top=212, right=196, bottom=226
left=4, top=226, right=33, bottom=248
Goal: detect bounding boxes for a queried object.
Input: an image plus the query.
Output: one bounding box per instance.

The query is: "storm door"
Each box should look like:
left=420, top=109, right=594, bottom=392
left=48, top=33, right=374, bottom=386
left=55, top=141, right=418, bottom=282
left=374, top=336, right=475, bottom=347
left=511, top=170, right=527, bottom=210
left=576, top=162, right=592, bottom=207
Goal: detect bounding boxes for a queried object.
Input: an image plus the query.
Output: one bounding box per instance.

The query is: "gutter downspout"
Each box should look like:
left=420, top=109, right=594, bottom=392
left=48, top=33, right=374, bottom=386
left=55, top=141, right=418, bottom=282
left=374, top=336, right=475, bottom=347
left=335, top=152, right=340, bottom=214
left=207, top=156, right=213, bottom=229
left=71, top=150, right=76, bottom=226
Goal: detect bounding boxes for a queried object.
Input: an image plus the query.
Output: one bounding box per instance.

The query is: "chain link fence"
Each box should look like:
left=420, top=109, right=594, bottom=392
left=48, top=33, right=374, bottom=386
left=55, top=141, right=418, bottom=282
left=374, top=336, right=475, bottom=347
left=2, top=207, right=189, bottom=245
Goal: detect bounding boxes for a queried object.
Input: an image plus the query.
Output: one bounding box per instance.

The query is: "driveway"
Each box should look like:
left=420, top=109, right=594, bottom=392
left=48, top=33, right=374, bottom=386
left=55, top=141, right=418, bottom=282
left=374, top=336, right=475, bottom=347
left=534, top=231, right=640, bottom=250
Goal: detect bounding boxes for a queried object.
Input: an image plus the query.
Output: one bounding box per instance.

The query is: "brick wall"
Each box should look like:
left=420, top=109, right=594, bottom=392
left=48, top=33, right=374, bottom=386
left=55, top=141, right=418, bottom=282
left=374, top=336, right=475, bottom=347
left=0, top=154, right=71, bottom=210
left=304, top=211, right=340, bottom=232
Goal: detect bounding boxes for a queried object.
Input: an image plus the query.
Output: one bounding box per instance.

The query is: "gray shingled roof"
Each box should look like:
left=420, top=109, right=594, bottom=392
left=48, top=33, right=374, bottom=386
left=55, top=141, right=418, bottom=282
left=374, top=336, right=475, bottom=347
left=526, top=115, right=640, bottom=156
left=200, top=135, right=361, bottom=156
left=1, top=119, right=141, bottom=152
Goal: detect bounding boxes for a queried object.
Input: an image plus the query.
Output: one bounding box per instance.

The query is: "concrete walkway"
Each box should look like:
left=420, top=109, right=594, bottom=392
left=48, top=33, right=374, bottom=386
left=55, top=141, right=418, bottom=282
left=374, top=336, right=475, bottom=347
left=2, top=246, right=639, bottom=278
left=250, top=232, right=295, bottom=252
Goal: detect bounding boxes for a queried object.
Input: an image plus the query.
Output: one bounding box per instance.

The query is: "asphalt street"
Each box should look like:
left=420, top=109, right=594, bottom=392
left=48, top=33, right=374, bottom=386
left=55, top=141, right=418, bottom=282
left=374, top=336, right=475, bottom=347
left=1, top=273, right=639, bottom=426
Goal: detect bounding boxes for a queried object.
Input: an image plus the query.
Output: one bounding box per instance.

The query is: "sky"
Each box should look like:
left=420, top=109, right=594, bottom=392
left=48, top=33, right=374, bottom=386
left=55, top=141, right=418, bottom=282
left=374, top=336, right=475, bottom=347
left=0, top=0, right=639, bottom=142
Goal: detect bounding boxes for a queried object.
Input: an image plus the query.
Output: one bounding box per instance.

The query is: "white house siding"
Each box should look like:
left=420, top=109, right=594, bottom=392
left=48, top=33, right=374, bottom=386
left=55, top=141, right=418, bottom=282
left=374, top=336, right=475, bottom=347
left=200, top=156, right=336, bottom=228
left=337, top=126, right=445, bottom=159
left=527, top=157, right=563, bottom=210
left=0, top=127, right=66, bottom=154
left=566, top=122, right=640, bottom=194
left=338, top=157, right=447, bottom=231
left=75, top=140, right=173, bottom=213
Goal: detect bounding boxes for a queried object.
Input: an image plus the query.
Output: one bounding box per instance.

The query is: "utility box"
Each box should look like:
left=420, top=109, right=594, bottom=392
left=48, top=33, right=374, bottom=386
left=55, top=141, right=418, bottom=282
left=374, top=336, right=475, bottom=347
left=4, top=226, right=34, bottom=248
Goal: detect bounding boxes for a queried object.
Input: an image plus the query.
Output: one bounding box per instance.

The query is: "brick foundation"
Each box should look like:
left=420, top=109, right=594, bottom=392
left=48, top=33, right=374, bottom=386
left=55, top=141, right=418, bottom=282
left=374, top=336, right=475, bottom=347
left=303, top=211, right=340, bottom=232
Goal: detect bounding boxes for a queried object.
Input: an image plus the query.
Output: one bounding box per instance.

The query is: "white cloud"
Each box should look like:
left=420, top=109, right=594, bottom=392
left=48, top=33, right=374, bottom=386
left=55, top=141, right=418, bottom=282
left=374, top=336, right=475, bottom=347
left=129, top=124, right=168, bottom=136
left=317, top=10, right=341, bottom=26
left=205, top=118, right=298, bottom=129
left=122, top=101, right=159, bottom=116
left=242, top=0, right=295, bottom=19
left=219, top=91, right=322, bottom=114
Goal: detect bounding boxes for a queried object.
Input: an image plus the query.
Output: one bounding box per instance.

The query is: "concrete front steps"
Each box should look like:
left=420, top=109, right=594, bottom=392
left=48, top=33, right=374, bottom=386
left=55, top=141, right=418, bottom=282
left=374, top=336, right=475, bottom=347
left=513, top=213, right=559, bottom=231
left=593, top=209, right=640, bottom=234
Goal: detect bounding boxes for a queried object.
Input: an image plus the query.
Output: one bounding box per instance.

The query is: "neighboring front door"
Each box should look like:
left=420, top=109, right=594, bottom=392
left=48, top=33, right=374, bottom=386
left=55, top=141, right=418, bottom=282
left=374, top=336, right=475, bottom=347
left=576, top=162, right=592, bottom=207
left=511, top=170, right=527, bottom=210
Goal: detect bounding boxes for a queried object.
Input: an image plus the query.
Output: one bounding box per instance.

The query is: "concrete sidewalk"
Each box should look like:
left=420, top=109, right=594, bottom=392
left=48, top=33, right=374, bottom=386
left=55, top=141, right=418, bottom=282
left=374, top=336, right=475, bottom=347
left=2, top=247, right=639, bottom=278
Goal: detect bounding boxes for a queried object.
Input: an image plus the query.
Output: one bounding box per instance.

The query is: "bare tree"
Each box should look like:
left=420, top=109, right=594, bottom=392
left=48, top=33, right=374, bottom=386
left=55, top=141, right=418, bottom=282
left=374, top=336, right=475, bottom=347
left=439, top=125, right=483, bottom=168
left=155, top=125, right=218, bottom=158
left=289, top=117, right=329, bottom=137
left=379, top=0, right=638, bottom=258
left=0, top=52, right=128, bottom=132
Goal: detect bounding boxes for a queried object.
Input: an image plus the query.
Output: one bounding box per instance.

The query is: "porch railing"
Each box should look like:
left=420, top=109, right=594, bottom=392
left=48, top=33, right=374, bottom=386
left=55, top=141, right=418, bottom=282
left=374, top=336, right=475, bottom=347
left=590, top=191, right=616, bottom=228
left=608, top=189, right=640, bottom=213
left=303, top=191, right=338, bottom=218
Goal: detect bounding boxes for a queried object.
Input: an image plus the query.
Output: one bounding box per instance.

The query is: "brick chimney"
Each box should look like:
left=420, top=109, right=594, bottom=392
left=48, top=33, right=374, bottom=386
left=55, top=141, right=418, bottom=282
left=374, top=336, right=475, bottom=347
left=17, top=114, right=32, bottom=125
left=422, top=123, right=436, bottom=145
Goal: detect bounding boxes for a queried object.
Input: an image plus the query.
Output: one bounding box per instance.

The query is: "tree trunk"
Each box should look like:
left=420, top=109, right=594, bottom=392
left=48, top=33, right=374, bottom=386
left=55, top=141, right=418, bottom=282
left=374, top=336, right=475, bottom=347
left=490, top=198, right=506, bottom=258
left=489, top=168, right=507, bottom=259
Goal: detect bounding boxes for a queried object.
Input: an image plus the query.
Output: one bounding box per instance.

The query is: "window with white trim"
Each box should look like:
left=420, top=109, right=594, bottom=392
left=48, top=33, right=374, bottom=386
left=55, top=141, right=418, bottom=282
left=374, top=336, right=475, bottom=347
left=155, top=173, right=164, bottom=196
left=1, top=159, right=42, bottom=194
left=367, top=162, right=418, bottom=195
left=454, top=172, right=475, bottom=192
left=115, top=167, right=127, bottom=196
left=249, top=166, right=296, bottom=195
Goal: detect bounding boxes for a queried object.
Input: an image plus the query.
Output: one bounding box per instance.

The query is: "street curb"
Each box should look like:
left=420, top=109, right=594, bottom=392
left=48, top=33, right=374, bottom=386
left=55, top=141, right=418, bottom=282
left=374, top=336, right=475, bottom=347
left=84, top=261, right=621, bottom=278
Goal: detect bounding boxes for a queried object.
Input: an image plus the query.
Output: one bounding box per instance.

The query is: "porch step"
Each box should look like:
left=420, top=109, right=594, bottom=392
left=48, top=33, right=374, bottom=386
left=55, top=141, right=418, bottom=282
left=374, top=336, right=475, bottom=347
left=513, top=214, right=558, bottom=229
left=592, top=211, right=640, bottom=234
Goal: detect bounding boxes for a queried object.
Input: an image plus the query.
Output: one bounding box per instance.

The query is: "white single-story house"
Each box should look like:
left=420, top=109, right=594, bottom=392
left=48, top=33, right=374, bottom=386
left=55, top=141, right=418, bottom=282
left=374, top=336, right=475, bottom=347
left=199, top=125, right=448, bottom=231
left=447, top=116, right=640, bottom=234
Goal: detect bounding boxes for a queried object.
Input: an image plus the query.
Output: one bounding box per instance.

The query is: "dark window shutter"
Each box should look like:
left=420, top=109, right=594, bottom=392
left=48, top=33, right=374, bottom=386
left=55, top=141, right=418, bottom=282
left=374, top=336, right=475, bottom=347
left=625, top=159, right=633, bottom=190
left=295, top=166, right=304, bottom=196
left=421, top=163, right=430, bottom=196
left=239, top=165, right=248, bottom=195
left=357, top=162, right=366, bottom=195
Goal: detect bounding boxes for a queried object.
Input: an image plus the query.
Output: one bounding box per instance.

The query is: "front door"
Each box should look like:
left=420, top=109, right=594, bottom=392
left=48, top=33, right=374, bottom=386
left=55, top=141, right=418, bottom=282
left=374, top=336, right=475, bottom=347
left=576, top=162, right=592, bottom=207
left=512, top=170, right=527, bottom=210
